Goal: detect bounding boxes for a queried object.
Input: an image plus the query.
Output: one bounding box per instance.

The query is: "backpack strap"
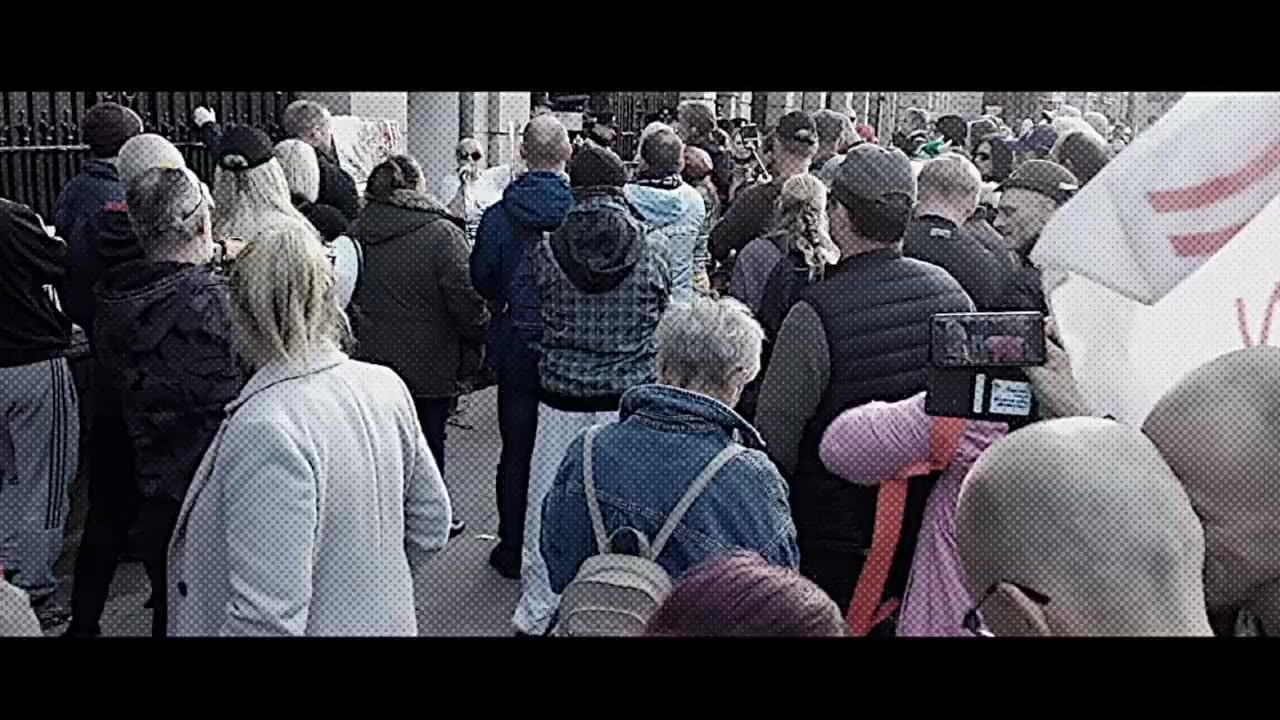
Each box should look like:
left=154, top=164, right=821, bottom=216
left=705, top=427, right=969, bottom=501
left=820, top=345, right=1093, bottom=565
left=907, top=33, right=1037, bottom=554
left=649, top=444, right=747, bottom=561
left=845, top=416, right=969, bottom=636
left=581, top=425, right=611, bottom=555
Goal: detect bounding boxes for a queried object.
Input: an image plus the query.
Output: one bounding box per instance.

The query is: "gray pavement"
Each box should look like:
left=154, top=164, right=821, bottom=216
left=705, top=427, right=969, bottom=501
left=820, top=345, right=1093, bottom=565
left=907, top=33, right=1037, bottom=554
left=47, top=386, right=522, bottom=637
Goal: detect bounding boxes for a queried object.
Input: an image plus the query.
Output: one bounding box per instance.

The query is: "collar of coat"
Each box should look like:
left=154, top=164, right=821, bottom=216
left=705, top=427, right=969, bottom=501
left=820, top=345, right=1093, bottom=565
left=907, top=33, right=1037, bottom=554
left=620, top=384, right=766, bottom=451
left=367, top=188, right=465, bottom=230
left=227, top=345, right=348, bottom=413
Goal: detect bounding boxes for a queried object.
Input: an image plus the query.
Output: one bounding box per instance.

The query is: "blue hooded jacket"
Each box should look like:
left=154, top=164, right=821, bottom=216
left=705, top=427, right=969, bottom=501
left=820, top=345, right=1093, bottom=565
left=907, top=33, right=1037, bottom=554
left=470, top=171, right=573, bottom=380
left=624, top=181, right=705, bottom=303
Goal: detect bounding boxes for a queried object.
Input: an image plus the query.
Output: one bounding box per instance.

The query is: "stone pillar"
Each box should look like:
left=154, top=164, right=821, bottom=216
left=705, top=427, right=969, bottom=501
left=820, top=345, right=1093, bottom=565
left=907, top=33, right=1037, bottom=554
left=828, top=92, right=854, bottom=115
left=407, top=92, right=461, bottom=197
left=735, top=91, right=753, bottom=120
left=485, top=92, right=530, bottom=166
left=801, top=92, right=827, bottom=112
left=763, top=92, right=796, bottom=127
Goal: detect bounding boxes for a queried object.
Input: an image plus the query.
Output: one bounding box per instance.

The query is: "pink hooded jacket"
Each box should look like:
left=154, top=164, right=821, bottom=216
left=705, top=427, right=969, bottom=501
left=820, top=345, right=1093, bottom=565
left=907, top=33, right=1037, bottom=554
left=819, top=393, right=1006, bottom=637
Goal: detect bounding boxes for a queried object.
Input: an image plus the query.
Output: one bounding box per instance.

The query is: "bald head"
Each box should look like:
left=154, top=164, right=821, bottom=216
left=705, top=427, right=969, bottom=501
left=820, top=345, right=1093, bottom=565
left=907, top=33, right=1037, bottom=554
left=1143, top=347, right=1280, bottom=633
left=521, top=115, right=572, bottom=172
left=957, top=417, right=1210, bottom=636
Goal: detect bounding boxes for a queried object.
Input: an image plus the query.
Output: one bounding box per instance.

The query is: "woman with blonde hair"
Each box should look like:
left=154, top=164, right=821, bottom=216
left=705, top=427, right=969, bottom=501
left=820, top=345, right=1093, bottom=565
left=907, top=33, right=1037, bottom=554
left=210, top=126, right=318, bottom=243
left=729, top=173, right=838, bottom=313
left=729, top=173, right=840, bottom=422
left=166, top=221, right=453, bottom=636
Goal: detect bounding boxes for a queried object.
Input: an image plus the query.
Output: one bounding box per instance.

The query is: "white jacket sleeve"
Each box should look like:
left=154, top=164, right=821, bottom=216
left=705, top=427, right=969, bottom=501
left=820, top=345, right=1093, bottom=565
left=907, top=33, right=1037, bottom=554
left=218, top=419, right=318, bottom=637
left=401, top=388, right=452, bottom=558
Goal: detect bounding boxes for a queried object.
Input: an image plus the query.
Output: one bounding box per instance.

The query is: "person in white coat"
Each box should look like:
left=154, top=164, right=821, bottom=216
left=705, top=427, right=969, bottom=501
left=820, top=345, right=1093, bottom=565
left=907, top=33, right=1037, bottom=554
left=166, top=223, right=453, bottom=637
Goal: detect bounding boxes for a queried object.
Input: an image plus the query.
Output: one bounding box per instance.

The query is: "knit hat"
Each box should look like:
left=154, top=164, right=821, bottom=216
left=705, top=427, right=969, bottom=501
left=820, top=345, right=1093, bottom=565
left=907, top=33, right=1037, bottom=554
left=118, top=134, right=187, bottom=187
left=569, top=143, right=628, bottom=188
left=217, top=125, right=275, bottom=171
left=82, top=103, right=143, bottom=158
left=1000, top=160, right=1080, bottom=206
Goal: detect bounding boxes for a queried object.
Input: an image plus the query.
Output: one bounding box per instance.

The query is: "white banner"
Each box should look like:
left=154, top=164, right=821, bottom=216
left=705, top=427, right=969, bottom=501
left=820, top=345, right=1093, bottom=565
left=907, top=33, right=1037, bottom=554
left=1032, top=92, right=1280, bottom=425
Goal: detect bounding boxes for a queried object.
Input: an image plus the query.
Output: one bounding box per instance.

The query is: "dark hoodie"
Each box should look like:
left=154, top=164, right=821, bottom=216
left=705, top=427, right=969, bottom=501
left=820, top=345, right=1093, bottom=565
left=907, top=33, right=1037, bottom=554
left=532, top=188, right=671, bottom=411
left=53, top=159, right=142, bottom=336
left=0, top=198, right=71, bottom=367
left=469, top=170, right=574, bottom=385
left=93, top=260, right=244, bottom=501
left=349, top=189, right=490, bottom=399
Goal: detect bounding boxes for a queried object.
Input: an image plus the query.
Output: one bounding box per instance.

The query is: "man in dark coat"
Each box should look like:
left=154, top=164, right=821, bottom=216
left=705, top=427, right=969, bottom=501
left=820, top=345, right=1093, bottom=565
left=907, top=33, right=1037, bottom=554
left=755, top=144, right=974, bottom=613
left=469, top=116, right=574, bottom=579
left=904, top=153, right=1015, bottom=311
left=81, top=167, right=246, bottom=637
left=194, top=100, right=360, bottom=220
left=989, top=160, right=1079, bottom=313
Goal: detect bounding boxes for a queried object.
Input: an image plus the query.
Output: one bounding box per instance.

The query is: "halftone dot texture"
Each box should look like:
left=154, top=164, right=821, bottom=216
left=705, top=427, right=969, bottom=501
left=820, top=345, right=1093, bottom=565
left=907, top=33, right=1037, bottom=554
left=9, top=91, right=1274, bottom=637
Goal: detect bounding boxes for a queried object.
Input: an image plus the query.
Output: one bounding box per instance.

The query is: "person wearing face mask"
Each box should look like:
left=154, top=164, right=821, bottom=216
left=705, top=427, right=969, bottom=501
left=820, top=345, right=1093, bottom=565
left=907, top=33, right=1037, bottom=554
left=956, top=417, right=1212, bottom=636
left=437, top=138, right=514, bottom=246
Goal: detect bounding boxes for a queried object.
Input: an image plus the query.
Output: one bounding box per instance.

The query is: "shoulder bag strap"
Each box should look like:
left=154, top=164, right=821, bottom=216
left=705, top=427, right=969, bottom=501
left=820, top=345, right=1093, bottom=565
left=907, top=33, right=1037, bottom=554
left=581, top=424, right=611, bottom=554
left=649, top=444, right=747, bottom=561
left=846, top=417, right=970, bottom=636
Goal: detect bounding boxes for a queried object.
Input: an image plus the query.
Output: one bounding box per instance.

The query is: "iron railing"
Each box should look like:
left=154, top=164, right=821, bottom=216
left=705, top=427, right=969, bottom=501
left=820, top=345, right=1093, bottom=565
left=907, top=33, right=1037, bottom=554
left=1, top=91, right=297, bottom=220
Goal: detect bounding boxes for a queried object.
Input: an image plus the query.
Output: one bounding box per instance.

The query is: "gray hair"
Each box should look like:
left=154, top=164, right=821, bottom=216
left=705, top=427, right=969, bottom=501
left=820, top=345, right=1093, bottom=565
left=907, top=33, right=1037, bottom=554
left=274, top=139, right=320, bottom=205
left=656, top=296, right=764, bottom=400
left=211, top=158, right=317, bottom=242
left=282, top=100, right=332, bottom=143
left=118, top=134, right=187, bottom=187
left=228, top=218, right=349, bottom=370
left=125, top=166, right=211, bottom=260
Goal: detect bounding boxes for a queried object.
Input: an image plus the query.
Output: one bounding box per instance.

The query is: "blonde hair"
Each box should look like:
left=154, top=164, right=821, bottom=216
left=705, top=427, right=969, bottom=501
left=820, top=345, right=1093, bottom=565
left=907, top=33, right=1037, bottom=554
left=764, top=174, right=840, bottom=281
left=273, top=139, right=320, bottom=205
left=228, top=218, right=349, bottom=370
left=211, top=159, right=317, bottom=241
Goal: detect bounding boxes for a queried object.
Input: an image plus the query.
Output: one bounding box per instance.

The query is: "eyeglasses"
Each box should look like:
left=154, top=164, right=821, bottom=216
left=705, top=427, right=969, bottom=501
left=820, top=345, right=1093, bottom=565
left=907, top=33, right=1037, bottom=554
left=461, top=151, right=483, bottom=162
left=962, top=581, right=1051, bottom=637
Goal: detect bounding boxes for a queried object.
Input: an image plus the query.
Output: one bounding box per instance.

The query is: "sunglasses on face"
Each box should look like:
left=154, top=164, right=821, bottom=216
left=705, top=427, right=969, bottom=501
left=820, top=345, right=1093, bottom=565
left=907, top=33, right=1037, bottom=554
left=461, top=151, right=483, bottom=162
left=962, top=581, right=1051, bottom=637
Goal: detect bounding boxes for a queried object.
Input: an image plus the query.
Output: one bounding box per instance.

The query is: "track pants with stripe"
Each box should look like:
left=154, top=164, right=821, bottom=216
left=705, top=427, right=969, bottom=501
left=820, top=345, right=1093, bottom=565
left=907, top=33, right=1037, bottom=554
left=0, top=357, right=79, bottom=600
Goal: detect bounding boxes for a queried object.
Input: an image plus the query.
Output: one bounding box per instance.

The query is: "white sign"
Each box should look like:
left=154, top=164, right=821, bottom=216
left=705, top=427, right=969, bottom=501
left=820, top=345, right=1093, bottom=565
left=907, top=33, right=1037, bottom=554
left=1032, top=93, right=1280, bottom=425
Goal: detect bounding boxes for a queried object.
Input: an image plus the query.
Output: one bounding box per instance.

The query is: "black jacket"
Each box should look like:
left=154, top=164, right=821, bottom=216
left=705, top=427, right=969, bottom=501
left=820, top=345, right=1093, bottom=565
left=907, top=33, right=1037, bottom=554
left=348, top=190, right=490, bottom=399
left=94, top=260, right=246, bottom=501
left=756, top=248, right=974, bottom=554
left=709, top=178, right=783, bottom=263
left=0, top=198, right=72, bottom=367
left=903, top=215, right=1013, bottom=311
left=53, top=159, right=141, bottom=336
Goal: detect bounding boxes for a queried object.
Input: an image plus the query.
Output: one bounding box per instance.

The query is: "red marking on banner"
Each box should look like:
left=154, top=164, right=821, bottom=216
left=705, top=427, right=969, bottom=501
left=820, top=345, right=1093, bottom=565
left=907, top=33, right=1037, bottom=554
left=1149, top=138, right=1280, bottom=213
left=1170, top=223, right=1248, bottom=257
left=1237, top=281, right=1280, bottom=348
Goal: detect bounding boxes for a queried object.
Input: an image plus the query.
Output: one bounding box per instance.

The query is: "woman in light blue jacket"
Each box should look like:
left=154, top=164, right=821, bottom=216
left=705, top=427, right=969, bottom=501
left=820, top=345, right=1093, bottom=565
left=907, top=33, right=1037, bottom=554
left=624, top=125, right=706, bottom=303
left=167, top=221, right=453, bottom=637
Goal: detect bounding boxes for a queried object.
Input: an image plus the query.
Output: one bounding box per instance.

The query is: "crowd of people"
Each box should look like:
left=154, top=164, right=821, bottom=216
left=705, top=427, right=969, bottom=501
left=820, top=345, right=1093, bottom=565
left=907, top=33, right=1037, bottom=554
left=0, top=95, right=1274, bottom=638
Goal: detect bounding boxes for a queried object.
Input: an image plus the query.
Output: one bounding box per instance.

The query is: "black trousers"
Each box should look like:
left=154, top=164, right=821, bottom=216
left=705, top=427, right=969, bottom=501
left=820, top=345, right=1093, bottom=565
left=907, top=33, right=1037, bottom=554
left=413, top=396, right=451, bottom=481
left=67, top=410, right=180, bottom=638
left=799, top=543, right=867, bottom=617
left=494, top=349, right=539, bottom=559
left=67, top=410, right=138, bottom=637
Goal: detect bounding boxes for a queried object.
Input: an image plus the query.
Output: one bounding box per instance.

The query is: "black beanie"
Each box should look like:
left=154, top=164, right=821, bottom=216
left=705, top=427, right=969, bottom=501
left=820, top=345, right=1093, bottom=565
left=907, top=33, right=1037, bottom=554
left=82, top=103, right=143, bottom=158
left=569, top=144, right=628, bottom=188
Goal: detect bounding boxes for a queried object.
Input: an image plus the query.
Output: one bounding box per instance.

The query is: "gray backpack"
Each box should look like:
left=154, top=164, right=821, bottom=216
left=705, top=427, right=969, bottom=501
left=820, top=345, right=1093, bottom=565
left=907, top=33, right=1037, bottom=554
left=554, top=425, right=745, bottom=637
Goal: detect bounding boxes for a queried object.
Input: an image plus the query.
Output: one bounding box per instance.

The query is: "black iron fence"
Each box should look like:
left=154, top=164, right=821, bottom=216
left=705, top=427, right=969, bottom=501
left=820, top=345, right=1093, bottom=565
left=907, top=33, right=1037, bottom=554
left=1, top=91, right=297, bottom=221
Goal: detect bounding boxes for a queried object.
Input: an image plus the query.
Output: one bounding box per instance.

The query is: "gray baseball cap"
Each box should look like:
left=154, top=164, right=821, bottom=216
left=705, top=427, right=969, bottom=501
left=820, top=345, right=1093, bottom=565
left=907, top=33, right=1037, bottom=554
left=830, top=143, right=918, bottom=209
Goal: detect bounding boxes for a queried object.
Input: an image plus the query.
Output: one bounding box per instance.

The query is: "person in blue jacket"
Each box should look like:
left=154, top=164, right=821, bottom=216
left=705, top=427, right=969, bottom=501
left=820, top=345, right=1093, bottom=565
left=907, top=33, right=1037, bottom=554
left=469, top=115, right=574, bottom=579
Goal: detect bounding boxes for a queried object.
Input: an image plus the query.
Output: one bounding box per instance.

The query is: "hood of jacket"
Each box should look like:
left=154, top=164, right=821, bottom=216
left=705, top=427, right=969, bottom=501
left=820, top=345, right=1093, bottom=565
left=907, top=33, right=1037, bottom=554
left=503, top=170, right=574, bottom=232
left=549, top=188, right=647, bottom=294
left=94, top=260, right=224, bottom=354
left=623, top=181, right=700, bottom=230
left=620, top=383, right=766, bottom=450
left=350, top=189, right=461, bottom=246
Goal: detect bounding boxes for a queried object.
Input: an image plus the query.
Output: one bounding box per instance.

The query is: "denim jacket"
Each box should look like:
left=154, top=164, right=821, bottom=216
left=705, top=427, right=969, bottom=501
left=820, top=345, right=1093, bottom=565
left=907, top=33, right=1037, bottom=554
left=540, top=383, right=800, bottom=593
